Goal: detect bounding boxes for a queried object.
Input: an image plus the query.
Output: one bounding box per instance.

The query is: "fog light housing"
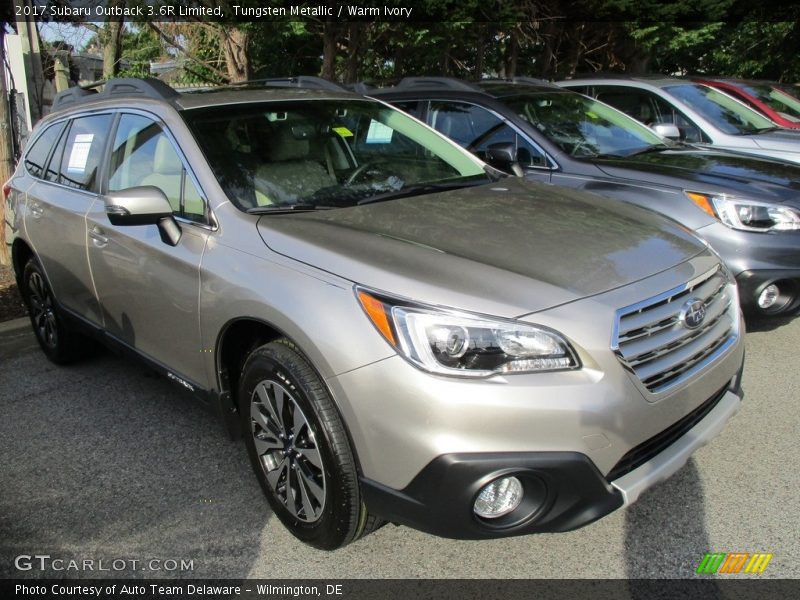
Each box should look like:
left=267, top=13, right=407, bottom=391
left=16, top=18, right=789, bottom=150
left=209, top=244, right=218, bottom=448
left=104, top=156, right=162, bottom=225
left=757, top=284, right=779, bottom=309
left=474, top=476, right=523, bottom=519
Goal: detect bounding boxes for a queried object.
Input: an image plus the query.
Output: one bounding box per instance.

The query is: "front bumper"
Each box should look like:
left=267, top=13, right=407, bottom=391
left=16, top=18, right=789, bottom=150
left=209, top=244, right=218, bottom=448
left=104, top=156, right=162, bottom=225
left=326, top=254, right=745, bottom=539
left=696, top=222, right=800, bottom=315
left=361, top=378, right=742, bottom=539
left=736, top=269, right=800, bottom=316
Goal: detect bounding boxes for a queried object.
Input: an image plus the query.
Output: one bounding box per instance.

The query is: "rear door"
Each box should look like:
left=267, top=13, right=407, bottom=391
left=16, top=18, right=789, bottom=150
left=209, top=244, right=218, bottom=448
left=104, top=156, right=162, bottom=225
left=23, top=113, right=112, bottom=325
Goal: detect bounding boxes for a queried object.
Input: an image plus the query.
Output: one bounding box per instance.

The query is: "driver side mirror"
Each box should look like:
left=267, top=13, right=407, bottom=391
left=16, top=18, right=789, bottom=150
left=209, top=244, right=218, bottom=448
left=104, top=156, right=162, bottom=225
left=485, top=142, right=525, bottom=177
left=105, top=186, right=182, bottom=246
left=652, top=123, right=681, bottom=140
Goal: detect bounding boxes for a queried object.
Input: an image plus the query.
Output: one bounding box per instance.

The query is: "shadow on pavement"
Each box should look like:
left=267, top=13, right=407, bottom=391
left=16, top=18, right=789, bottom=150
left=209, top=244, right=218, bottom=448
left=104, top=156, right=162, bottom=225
left=0, top=347, right=270, bottom=579
left=744, top=313, right=797, bottom=333
left=624, top=459, right=723, bottom=596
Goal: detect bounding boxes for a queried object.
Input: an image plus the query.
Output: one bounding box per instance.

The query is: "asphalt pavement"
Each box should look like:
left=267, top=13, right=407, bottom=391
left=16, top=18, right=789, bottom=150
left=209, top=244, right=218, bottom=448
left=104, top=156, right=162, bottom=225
left=1, top=315, right=798, bottom=579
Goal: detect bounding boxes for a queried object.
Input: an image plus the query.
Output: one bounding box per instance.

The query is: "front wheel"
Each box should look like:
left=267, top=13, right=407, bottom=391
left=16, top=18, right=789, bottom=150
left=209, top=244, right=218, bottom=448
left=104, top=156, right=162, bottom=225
left=239, top=339, right=382, bottom=549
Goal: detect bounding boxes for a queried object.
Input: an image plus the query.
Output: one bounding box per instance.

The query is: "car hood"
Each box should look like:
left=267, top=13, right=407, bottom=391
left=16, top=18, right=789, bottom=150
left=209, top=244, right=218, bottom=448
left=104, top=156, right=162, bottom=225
left=256, top=179, right=705, bottom=317
left=594, top=147, right=800, bottom=204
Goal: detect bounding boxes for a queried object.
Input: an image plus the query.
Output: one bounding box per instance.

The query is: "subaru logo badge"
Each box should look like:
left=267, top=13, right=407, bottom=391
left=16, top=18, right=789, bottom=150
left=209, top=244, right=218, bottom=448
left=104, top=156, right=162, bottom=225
left=681, top=299, right=706, bottom=329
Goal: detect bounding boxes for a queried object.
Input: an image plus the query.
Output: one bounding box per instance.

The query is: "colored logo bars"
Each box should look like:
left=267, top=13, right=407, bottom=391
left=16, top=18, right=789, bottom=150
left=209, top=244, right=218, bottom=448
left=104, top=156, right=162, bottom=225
left=696, top=552, right=773, bottom=574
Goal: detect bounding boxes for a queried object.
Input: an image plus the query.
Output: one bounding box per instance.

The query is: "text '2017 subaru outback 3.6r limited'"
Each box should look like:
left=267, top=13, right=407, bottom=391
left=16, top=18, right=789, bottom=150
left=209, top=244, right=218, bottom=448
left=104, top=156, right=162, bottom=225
left=4, top=78, right=745, bottom=550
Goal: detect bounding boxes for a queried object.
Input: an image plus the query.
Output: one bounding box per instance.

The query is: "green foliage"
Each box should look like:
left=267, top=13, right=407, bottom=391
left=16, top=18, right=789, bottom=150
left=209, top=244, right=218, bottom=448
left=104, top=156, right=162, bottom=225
left=117, top=25, right=163, bottom=79
left=96, top=0, right=800, bottom=86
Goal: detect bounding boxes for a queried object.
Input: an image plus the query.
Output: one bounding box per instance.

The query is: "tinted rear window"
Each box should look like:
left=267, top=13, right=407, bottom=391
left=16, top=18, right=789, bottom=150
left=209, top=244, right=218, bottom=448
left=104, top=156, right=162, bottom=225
left=24, top=122, right=65, bottom=179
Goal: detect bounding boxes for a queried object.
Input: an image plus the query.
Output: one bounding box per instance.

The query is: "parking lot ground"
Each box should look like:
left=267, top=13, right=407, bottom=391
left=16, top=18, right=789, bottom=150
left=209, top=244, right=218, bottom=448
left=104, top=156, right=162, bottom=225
left=1, top=316, right=798, bottom=579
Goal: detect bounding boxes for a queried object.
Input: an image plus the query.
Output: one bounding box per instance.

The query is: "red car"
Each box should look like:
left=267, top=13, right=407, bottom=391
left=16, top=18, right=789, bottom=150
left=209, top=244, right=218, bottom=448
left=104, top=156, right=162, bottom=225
left=693, top=78, right=800, bottom=129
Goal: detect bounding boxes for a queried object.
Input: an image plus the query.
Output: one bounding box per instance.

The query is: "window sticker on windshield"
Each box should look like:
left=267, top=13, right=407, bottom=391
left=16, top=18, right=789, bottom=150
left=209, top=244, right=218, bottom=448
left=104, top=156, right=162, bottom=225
left=67, top=133, right=93, bottom=173
left=366, top=120, right=393, bottom=144
left=333, top=126, right=354, bottom=137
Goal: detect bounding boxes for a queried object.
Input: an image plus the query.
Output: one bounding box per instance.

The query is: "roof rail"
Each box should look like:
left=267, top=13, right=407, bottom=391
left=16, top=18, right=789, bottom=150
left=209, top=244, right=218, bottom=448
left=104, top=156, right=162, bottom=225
left=104, top=78, right=180, bottom=99
left=394, top=77, right=482, bottom=92
left=478, top=76, right=559, bottom=89
left=344, top=82, right=375, bottom=94
left=245, top=76, right=349, bottom=92
left=511, top=76, right=552, bottom=86
left=51, top=77, right=179, bottom=111
left=51, top=86, right=98, bottom=110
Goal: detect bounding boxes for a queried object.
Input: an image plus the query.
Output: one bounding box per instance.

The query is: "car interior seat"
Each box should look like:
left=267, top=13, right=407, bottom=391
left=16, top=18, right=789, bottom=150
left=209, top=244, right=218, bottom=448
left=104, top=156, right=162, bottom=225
left=253, top=127, right=335, bottom=205
left=137, top=135, right=206, bottom=218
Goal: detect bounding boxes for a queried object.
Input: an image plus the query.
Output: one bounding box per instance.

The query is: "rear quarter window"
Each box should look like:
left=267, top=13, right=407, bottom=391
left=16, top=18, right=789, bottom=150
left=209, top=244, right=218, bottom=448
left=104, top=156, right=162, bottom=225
left=23, top=122, right=65, bottom=179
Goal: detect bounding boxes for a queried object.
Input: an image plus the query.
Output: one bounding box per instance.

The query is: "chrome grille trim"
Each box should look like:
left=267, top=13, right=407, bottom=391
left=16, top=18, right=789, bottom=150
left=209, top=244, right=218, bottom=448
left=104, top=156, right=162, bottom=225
left=612, top=265, right=739, bottom=394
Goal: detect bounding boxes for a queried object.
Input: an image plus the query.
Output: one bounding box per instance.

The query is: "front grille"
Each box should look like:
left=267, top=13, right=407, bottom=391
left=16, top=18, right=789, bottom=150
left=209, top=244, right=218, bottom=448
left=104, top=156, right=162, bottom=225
left=606, top=384, right=728, bottom=482
left=612, top=265, right=738, bottom=394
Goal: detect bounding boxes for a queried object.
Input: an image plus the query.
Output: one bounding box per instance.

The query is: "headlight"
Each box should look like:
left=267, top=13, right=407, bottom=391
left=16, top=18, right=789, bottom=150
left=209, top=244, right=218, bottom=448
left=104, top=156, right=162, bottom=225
left=356, top=288, right=579, bottom=377
left=687, top=191, right=800, bottom=232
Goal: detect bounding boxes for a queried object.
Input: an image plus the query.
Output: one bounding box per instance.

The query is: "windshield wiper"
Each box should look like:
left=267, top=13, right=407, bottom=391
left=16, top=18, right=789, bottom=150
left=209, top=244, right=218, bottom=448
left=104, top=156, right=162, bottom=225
left=357, top=178, right=489, bottom=206
left=246, top=204, right=335, bottom=215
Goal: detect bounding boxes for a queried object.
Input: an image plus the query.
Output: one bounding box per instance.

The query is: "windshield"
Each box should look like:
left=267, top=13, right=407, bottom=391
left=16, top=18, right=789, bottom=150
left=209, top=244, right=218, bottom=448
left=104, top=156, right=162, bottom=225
left=183, top=99, right=487, bottom=212
left=664, top=84, right=775, bottom=134
left=501, top=92, right=666, bottom=158
left=740, top=84, right=800, bottom=123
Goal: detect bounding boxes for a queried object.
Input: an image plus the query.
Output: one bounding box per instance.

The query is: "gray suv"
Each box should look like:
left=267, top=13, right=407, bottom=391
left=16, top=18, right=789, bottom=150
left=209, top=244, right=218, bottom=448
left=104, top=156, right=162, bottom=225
left=5, top=78, right=745, bottom=549
left=370, top=78, right=800, bottom=317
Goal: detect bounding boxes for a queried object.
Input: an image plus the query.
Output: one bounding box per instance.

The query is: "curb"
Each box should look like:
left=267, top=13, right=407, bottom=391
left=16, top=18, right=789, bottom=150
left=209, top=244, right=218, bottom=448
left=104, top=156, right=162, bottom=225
left=0, top=316, right=30, bottom=335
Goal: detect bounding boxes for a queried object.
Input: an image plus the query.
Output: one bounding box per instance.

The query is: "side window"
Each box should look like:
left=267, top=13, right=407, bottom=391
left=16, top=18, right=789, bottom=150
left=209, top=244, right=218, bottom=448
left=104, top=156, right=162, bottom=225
left=595, top=88, right=658, bottom=124
left=595, top=87, right=705, bottom=143
left=648, top=95, right=706, bottom=143
left=23, top=122, right=65, bottom=179
left=392, top=100, right=424, bottom=121
left=108, top=114, right=206, bottom=223
left=57, top=114, right=112, bottom=191
left=44, top=125, right=68, bottom=183
left=428, top=101, right=503, bottom=147
left=471, top=127, right=549, bottom=168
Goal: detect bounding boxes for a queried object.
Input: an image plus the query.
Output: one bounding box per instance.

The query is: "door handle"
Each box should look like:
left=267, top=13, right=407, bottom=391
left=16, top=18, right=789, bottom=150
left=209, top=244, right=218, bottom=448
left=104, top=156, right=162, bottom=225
left=89, top=226, right=109, bottom=248
left=29, top=202, right=43, bottom=219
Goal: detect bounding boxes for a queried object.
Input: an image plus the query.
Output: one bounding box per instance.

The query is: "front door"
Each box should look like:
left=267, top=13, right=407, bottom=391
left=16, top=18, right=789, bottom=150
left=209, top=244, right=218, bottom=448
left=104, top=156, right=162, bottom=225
left=86, top=113, right=210, bottom=386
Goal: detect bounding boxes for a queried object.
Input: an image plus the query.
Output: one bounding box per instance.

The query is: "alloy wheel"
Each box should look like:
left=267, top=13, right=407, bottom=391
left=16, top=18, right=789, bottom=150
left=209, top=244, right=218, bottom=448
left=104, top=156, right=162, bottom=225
left=27, top=271, right=58, bottom=349
left=250, top=379, right=326, bottom=522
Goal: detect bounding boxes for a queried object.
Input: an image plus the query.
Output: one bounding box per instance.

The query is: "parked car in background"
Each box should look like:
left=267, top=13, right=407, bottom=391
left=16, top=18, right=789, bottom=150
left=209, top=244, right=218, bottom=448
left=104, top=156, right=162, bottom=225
left=4, top=78, right=746, bottom=549
left=693, top=78, right=800, bottom=129
left=558, top=76, right=800, bottom=165
left=371, top=77, right=800, bottom=317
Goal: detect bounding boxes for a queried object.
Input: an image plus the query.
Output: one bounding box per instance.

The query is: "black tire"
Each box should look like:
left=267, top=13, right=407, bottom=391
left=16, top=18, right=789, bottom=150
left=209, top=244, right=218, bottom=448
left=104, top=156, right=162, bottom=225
left=239, top=338, right=382, bottom=550
left=21, top=258, right=88, bottom=364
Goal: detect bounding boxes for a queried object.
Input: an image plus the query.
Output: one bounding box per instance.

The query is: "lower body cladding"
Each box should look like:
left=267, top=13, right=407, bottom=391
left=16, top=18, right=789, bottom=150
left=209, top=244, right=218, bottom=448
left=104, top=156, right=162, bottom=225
left=736, top=270, right=800, bottom=316
left=359, top=378, right=742, bottom=539
left=697, top=222, right=800, bottom=316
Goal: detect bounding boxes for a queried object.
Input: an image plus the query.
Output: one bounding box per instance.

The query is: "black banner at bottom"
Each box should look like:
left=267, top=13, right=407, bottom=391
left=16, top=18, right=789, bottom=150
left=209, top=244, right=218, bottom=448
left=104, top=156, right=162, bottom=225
left=3, top=579, right=800, bottom=600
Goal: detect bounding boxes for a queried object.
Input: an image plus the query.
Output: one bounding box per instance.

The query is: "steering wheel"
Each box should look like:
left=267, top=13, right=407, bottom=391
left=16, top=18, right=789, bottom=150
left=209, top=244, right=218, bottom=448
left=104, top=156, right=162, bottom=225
left=345, top=161, right=381, bottom=185
left=343, top=160, right=391, bottom=185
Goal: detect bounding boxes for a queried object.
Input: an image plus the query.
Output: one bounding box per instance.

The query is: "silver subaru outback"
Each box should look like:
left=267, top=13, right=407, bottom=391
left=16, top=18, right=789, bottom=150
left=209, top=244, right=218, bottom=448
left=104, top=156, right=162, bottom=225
left=4, top=78, right=745, bottom=550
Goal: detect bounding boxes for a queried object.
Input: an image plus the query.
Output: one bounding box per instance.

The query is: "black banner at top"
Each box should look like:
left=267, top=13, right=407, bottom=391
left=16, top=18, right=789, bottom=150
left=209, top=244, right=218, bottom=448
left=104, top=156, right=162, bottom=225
left=7, top=0, right=800, bottom=23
